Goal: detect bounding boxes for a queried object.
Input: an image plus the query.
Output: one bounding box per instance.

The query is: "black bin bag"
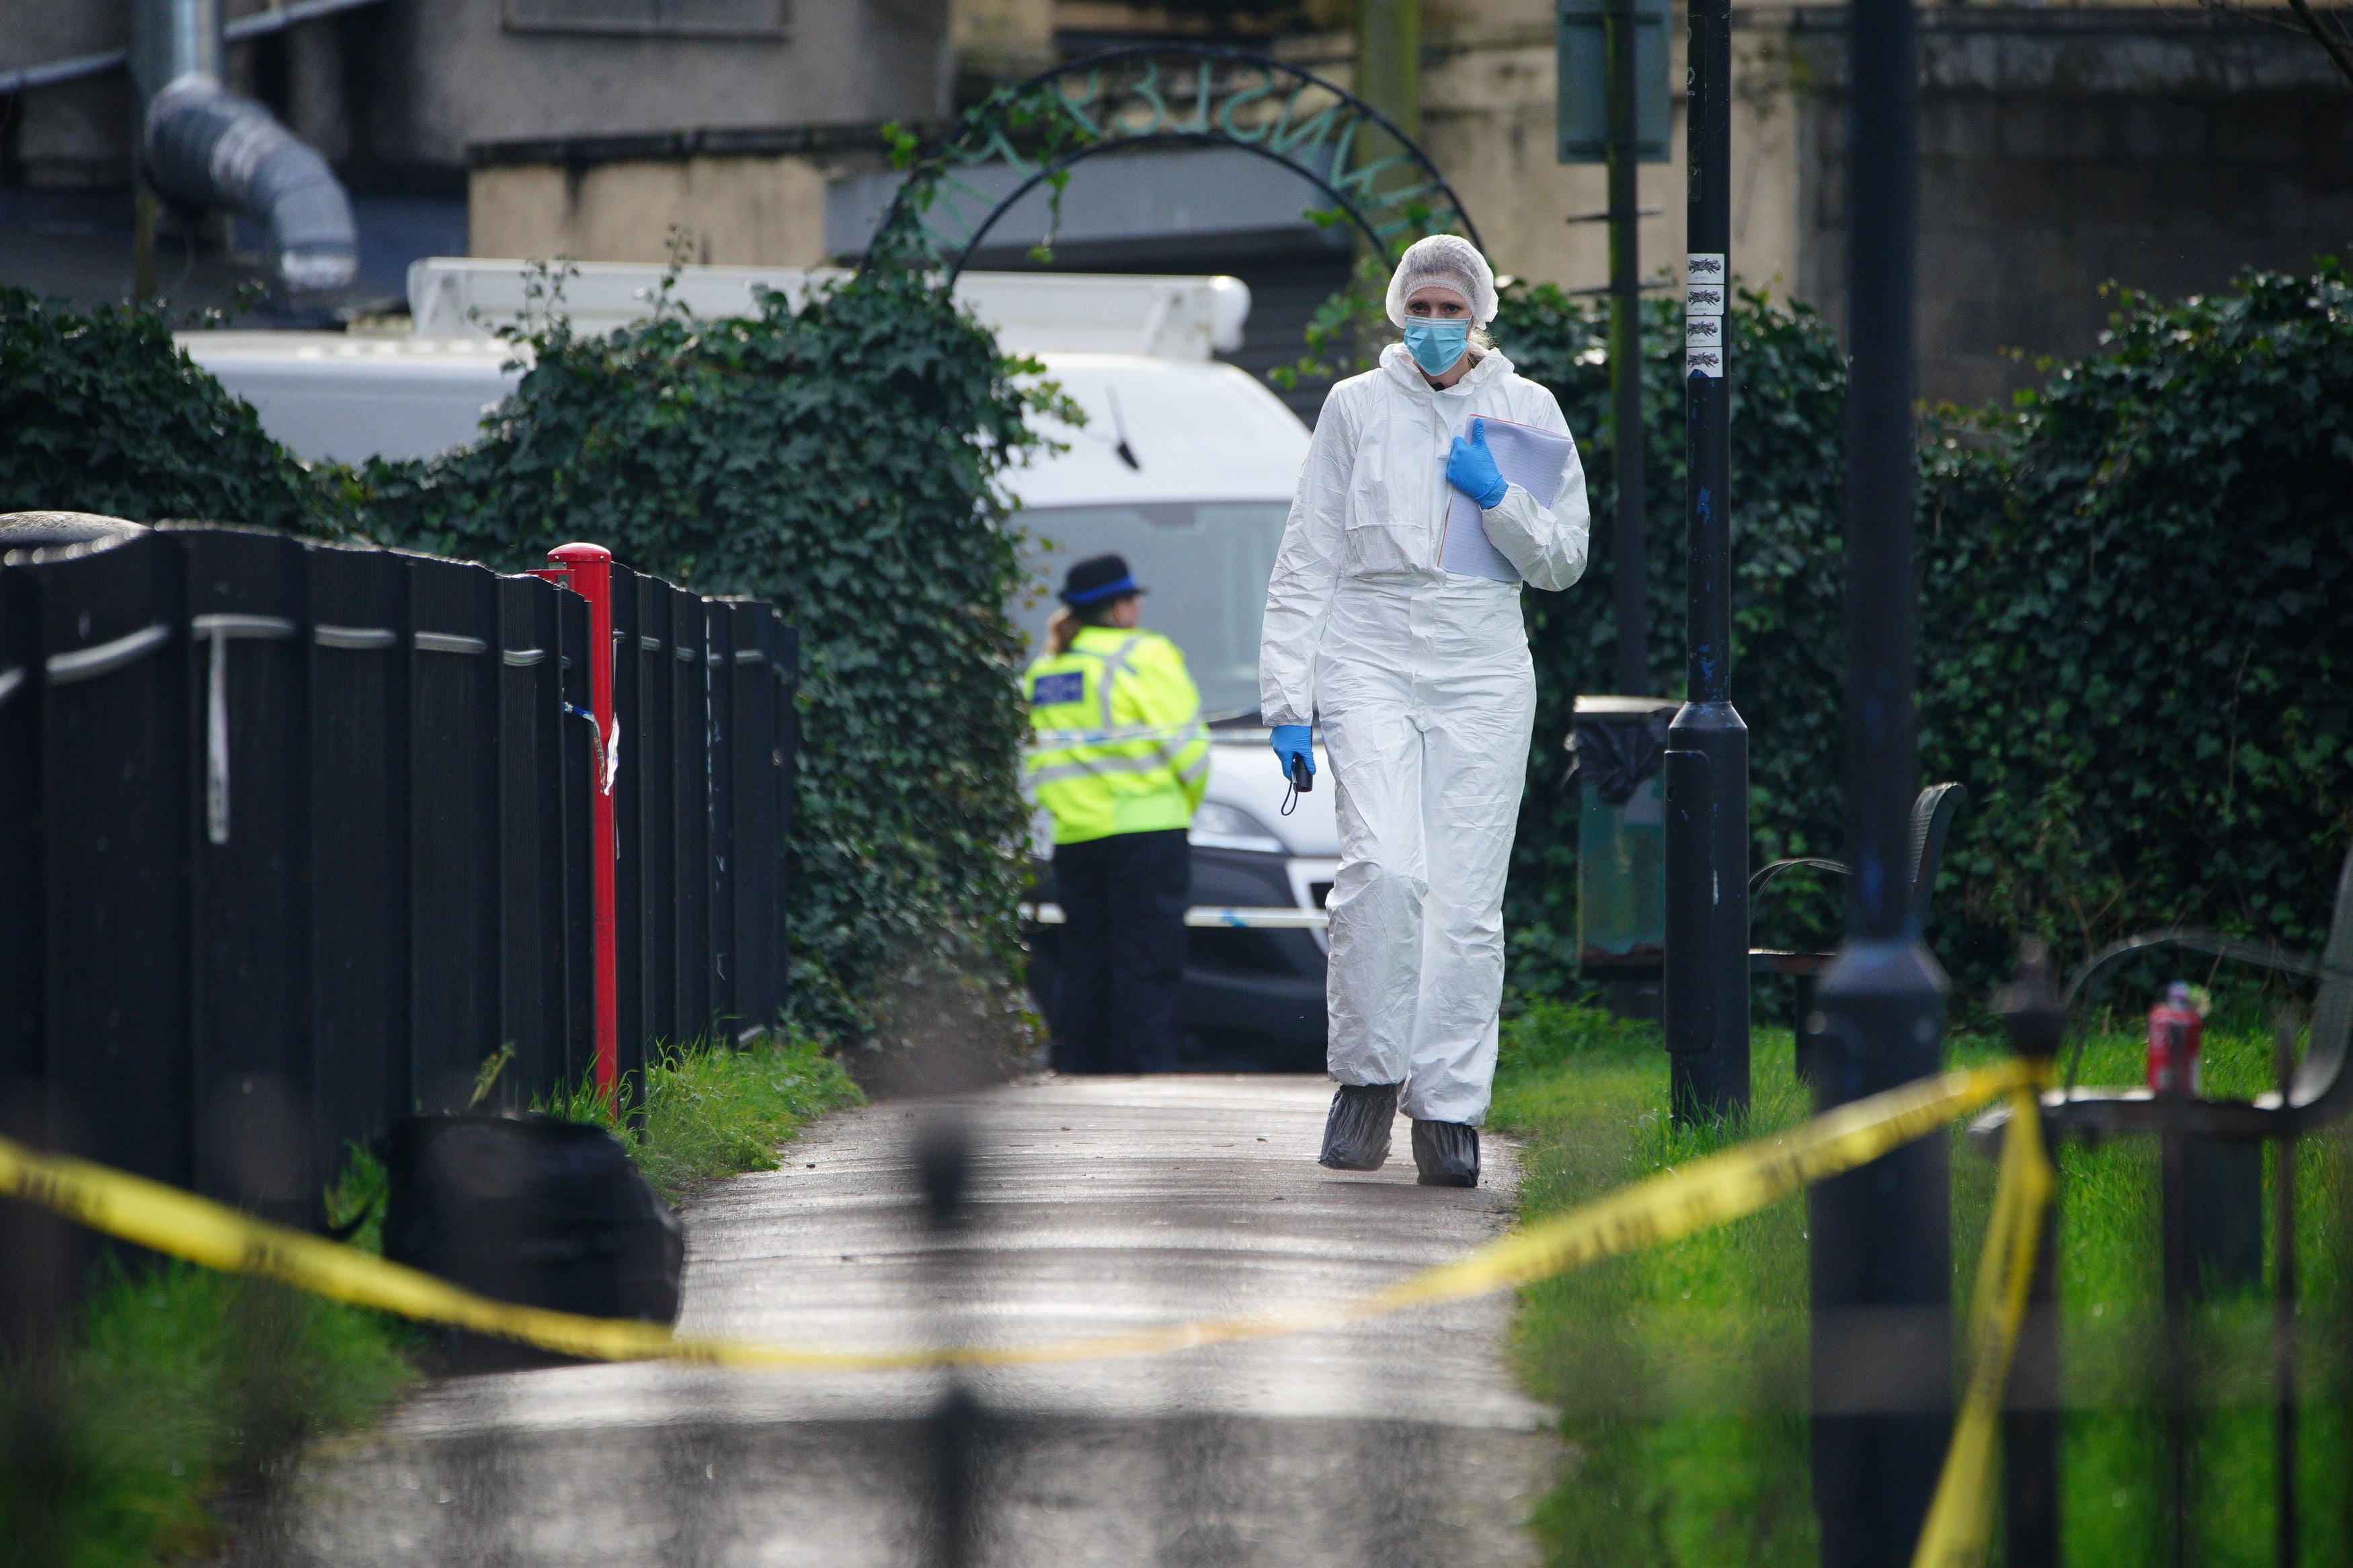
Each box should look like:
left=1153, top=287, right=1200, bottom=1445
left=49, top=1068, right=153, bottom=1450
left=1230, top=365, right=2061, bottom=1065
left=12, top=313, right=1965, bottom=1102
left=382, top=1114, right=684, bottom=1372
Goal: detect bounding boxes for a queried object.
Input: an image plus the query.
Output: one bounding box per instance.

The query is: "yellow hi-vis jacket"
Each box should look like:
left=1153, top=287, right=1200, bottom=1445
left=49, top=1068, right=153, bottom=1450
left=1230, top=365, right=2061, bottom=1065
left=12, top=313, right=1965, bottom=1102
left=1024, top=625, right=1211, bottom=845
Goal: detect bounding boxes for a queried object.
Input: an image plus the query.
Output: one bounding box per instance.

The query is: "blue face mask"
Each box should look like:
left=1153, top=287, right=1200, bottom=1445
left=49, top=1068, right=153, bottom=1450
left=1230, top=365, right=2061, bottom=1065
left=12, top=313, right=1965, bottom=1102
left=1402, top=319, right=1470, bottom=376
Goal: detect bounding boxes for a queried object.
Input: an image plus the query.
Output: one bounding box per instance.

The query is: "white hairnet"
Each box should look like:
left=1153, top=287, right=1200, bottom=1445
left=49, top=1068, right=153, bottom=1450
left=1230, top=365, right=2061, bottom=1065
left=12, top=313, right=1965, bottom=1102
left=1384, top=235, right=1498, bottom=327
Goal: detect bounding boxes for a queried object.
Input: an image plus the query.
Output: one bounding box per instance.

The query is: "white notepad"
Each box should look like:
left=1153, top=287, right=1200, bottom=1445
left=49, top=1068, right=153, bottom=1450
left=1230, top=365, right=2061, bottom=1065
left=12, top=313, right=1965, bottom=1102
left=1439, top=416, right=1575, bottom=583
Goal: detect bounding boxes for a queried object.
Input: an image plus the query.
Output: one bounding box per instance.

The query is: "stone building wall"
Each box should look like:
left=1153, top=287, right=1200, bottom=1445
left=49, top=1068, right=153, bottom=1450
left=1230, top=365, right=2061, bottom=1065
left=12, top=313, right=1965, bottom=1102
left=1, top=0, right=953, bottom=191
left=1784, top=5, right=2353, bottom=403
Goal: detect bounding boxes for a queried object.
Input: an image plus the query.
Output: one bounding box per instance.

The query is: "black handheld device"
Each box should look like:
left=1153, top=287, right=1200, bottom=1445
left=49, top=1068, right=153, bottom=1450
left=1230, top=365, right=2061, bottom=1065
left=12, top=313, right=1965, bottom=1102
left=1281, top=749, right=1313, bottom=816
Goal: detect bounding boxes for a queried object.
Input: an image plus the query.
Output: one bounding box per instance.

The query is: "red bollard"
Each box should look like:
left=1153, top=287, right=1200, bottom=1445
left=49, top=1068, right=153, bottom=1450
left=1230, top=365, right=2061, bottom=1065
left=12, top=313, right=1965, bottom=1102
left=534, top=543, right=619, bottom=1103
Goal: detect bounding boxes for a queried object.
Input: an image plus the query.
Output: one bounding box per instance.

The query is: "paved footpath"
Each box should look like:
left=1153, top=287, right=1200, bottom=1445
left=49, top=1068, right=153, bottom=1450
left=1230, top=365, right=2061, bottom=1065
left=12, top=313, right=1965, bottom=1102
left=238, top=1075, right=1560, bottom=1568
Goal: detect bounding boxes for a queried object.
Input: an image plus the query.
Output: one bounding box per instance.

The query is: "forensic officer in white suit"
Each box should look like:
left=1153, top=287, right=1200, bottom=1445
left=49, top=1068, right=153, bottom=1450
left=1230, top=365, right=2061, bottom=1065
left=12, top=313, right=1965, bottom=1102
left=1259, top=235, right=1591, bottom=1187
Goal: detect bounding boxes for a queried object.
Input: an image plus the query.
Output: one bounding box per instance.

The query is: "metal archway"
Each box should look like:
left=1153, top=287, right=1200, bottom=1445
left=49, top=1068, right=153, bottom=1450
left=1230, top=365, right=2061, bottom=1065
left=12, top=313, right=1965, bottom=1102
left=863, top=46, right=1483, bottom=279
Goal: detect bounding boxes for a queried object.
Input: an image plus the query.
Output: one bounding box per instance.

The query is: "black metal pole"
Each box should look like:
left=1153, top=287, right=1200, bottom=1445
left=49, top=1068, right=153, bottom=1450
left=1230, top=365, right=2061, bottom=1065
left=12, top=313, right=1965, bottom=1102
left=1999, top=944, right=2063, bottom=1568
left=1662, top=0, right=1747, bottom=1122
left=2163, top=1109, right=2190, bottom=1568
left=1606, top=0, right=1646, bottom=697
left=1805, top=0, right=1951, bottom=1558
left=2274, top=1011, right=2300, bottom=1568
left=918, top=1118, right=984, bottom=1568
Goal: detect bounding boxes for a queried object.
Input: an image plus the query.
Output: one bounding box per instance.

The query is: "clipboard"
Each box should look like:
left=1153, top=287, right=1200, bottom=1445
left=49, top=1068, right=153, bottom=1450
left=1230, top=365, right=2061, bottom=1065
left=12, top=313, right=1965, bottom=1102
left=1439, top=415, right=1575, bottom=583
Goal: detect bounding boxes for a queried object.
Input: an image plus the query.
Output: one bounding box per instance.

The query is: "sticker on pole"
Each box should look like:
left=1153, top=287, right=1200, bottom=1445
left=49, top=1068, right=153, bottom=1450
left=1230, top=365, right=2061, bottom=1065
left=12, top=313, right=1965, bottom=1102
left=1686, top=255, right=1727, bottom=376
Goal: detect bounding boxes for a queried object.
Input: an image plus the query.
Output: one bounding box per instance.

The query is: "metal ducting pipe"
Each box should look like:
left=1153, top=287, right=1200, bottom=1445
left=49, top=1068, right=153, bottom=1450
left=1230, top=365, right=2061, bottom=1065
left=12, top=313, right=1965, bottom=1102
left=130, top=0, right=358, bottom=294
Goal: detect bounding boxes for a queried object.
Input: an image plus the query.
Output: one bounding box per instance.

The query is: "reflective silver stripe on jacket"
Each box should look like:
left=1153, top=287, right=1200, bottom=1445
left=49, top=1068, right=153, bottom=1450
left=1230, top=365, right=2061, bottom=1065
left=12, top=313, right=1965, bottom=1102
left=1030, top=719, right=1204, bottom=749
left=1049, top=636, right=1145, bottom=729
left=1029, top=747, right=1211, bottom=788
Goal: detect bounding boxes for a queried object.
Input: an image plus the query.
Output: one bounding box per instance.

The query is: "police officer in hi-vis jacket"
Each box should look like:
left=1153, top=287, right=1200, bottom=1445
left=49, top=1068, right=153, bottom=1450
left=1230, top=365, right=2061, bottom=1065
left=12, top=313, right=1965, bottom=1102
left=1025, top=554, right=1209, bottom=1074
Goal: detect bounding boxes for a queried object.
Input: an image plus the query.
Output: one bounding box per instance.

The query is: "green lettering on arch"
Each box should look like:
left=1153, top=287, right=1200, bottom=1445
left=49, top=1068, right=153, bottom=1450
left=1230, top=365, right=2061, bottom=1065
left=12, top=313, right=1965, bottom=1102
left=1055, top=70, right=1108, bottom=139
left=1215, top=65, right=1281, bottom=145
left=877, top=46, right=1479, bottom=274
left=1123, top=58, right=1172, bottom=138
left=1264, top=82, right=1347, bottom=159
left=1172, top=59, right=1213, bottom=136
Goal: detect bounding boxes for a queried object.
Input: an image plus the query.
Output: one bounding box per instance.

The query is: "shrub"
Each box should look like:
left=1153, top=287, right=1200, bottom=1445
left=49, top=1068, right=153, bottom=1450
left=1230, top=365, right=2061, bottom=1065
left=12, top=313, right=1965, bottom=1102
left=0, top=289, right=327, bottom=529
left=1494, top=262, right=2353, bottom=1002
left=1920, top=266, right=2353, bottom=982
left=341, top=267, right=1060, bottom=1049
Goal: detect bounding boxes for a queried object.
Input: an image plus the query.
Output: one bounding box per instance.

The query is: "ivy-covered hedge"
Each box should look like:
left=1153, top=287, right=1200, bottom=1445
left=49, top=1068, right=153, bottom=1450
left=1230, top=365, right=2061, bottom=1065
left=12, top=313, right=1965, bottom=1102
left=7, top=261, right=2345, bottom=1029
left=1494, top=261, right=2353, bottom=1001
left=0, top=289, right=327, bottom=528
left=339, top=270, right=1054, bottom=1049
left=1918, top=266, right=2353, bottom=987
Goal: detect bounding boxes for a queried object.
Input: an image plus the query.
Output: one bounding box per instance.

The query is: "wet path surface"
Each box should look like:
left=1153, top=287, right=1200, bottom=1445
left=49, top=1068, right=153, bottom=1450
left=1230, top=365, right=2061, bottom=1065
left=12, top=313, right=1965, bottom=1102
left=239, top=1075, right=1558, bottom=1567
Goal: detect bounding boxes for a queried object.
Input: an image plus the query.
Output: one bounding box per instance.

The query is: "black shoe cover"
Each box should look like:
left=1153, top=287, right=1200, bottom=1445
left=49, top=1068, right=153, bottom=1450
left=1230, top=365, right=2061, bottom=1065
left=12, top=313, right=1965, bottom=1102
left=1412, top=1120, right=1480, bottom=1188
left=1319, top=1083, right=1401, bottom=1171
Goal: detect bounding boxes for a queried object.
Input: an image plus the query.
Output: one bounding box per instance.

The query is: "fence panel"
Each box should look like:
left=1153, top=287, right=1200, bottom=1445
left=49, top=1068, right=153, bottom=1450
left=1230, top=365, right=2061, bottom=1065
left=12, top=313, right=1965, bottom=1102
left=779, top=622, right=799, bottom=1010
left=306, top=544, right=411, bottom=1178
left=635, top=583, right=678, bottom=1053
left=0, top=556, right=42, bottom=1089
left=705, top=600, right=737, bottom=1035
left=176, top=526, right=313, bottom=1223
left=32, top=532, right=193, bottom=1188
left=555, top=585, right=596, bottom=1096
left=9, top=526, right=794, bottom=1262
left=608, top=567, right=645, bottom=1095
left=725, top=600, right=791, bottom=1036
left=671, top=587, right=711, bottom=1045
left=406, top=555, right=502, bottom=1114
left=496, top=573, right=569, bottom=1110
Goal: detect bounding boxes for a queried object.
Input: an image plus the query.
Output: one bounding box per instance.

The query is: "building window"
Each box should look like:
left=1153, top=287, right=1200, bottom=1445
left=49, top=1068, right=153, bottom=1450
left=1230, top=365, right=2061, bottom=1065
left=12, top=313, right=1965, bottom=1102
left=504, top=0, right=787, bottom=39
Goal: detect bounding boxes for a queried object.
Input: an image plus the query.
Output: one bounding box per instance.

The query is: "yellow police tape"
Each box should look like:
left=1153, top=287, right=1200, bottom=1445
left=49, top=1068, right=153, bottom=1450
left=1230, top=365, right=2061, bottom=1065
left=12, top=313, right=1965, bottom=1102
left=0, top=1059, right=2036, bottom=1374
left=0, top=1059, right=2054, bottom=1563
left=1913, top=1075, right=2055, bottom=1568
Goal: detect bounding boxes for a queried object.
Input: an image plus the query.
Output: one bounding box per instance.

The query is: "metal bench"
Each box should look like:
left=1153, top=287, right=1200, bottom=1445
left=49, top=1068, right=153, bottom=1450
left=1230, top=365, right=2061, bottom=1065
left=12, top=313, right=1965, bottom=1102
left=1747, top=781, right=1968, bottom=1065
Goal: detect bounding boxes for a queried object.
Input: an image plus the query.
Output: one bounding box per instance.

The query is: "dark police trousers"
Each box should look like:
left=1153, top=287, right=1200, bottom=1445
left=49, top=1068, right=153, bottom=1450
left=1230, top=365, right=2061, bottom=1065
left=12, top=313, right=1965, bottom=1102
left=1050, top=827, right=1189, bottom=1074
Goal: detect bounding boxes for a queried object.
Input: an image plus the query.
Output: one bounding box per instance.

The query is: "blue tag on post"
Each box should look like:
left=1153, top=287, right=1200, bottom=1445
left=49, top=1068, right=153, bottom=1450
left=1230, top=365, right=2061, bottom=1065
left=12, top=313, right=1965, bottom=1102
left=1031, top=671, right=1084, bottom=706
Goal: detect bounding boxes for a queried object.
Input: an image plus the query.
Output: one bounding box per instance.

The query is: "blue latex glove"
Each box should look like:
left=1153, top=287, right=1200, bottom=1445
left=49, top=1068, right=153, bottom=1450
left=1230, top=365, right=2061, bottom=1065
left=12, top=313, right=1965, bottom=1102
left=1446, top=418, right=1510, bottom=510
left=1270, top=724, right=1316, bottom=779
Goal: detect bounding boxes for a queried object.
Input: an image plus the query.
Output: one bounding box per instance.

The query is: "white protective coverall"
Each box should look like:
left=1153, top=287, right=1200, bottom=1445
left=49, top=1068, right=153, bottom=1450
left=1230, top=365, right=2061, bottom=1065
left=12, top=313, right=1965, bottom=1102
left=1259, top=343, right=1589, bottom=1125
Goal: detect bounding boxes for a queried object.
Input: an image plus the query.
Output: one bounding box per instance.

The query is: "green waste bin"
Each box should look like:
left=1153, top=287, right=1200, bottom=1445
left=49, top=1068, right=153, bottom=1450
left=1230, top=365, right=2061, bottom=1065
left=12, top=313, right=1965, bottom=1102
left=1568, top=695, right=1679, bottom=981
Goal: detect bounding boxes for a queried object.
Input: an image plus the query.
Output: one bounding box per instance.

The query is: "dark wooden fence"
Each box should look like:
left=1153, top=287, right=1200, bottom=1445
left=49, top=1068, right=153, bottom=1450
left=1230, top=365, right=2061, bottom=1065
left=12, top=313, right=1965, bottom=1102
left=0, top=524, right=796, bottom=1227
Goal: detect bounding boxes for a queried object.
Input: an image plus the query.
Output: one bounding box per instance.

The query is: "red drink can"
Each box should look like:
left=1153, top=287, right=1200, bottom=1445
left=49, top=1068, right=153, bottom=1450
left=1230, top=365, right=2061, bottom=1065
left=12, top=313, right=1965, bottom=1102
left=2145, top=982, right=2207, bottom=1095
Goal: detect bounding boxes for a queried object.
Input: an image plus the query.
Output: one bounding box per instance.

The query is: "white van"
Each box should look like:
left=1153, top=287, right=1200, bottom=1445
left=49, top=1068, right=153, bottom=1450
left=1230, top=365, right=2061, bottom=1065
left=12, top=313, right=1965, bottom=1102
left=179, top=261, right=1337, bottom=1066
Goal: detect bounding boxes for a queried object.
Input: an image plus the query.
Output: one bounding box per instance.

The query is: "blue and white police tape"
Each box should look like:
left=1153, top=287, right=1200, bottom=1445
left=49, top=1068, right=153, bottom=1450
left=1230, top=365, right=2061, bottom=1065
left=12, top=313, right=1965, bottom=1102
left=1021, top=903, right=1327, bottom=930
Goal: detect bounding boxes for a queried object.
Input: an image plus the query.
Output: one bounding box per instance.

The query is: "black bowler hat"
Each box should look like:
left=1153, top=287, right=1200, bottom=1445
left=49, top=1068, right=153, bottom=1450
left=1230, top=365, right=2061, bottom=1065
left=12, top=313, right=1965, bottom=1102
left=1060, top=552, right=1146, bottom=607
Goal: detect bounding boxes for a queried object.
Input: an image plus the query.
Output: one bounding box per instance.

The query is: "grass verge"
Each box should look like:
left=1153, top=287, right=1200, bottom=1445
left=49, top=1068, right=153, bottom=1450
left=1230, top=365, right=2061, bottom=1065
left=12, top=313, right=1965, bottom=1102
left=1, top=1034, right=861, bottom=1565
left=1496, top=998, right=2352, bottom=1567
left=541, top=1029, right=865, bottom=1206
left=1, top=1257, right=416, bottom=1568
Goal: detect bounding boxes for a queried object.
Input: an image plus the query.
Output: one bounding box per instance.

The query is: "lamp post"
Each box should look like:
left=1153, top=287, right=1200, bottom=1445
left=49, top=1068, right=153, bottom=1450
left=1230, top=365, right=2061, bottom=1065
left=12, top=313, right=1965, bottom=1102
left=1661, top=0, right=1748, bottom=1122
left=1804, top=0, right=1952, bottom=1558
left=1605, top=0, right=1646, bottom=697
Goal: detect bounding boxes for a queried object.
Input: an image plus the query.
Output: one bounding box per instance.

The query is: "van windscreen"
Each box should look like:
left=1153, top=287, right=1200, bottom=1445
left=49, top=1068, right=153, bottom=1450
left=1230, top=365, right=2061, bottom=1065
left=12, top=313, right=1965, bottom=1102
left=1016, top=501, right=1289, bottom=720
